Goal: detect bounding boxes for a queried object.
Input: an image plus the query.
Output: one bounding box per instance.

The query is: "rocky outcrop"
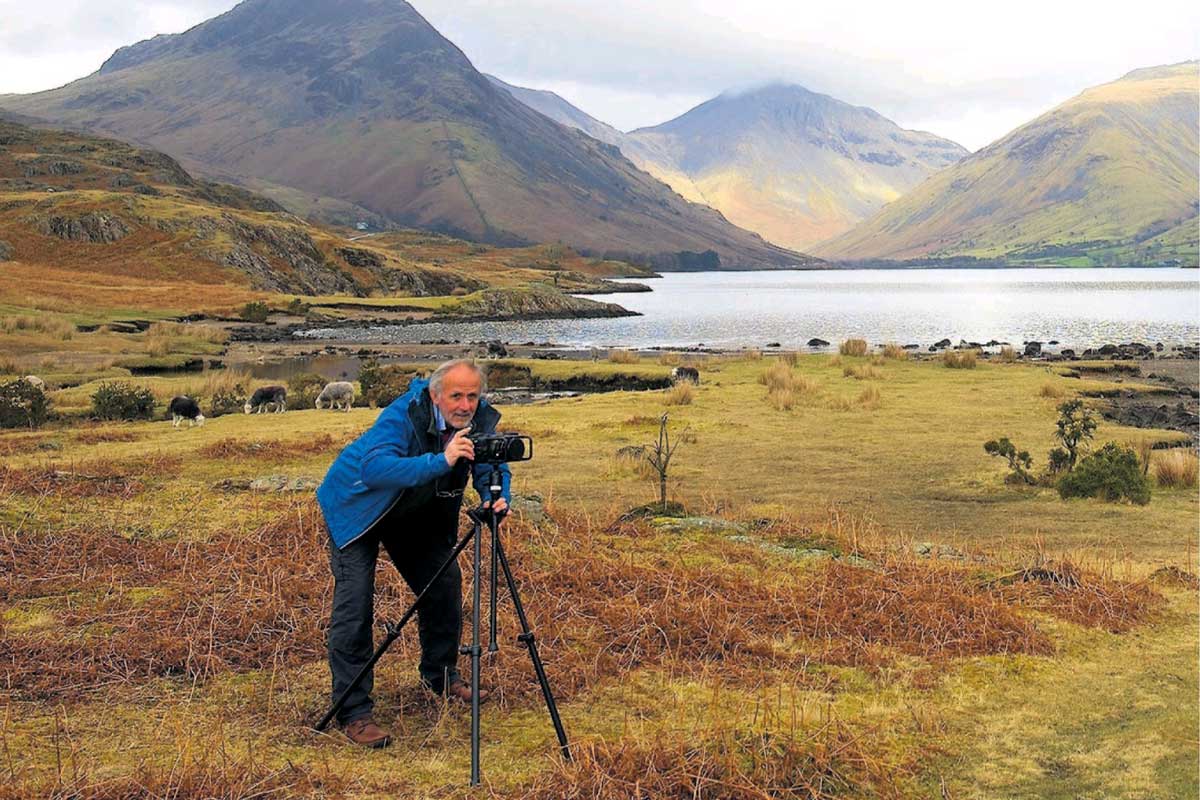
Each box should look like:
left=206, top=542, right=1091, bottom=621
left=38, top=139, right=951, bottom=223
left=214, top=213, right=357, bottom=295
left=438, top=287, right=636, bottom=322
left=0, top=240, right=11, bottom=261
left=36, top=212, right=131, bottom=242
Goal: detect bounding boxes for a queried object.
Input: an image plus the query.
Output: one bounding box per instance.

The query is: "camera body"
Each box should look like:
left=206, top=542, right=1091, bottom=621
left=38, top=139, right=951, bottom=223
left=468, top=432, right=533, bottom=464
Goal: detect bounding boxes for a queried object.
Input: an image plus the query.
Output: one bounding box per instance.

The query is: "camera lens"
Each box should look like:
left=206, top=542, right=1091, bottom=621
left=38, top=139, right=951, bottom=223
left=504, top=438, right=525, bottom=461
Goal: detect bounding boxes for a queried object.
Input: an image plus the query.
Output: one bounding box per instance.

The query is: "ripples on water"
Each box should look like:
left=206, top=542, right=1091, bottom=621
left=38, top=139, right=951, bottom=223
left=298, top=268, right=1200, bottom=350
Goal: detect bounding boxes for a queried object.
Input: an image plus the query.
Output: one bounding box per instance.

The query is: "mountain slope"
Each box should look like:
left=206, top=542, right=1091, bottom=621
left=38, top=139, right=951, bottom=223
left=0, top=0, right=811, bottom=269
left=814, top=62, right=1200, bottom=265
left=490, top=79, right=967, bottom=250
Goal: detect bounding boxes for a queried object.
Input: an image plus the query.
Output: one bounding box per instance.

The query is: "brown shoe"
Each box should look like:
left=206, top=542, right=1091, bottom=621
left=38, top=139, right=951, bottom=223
left=342, top=716, right=391, bottom=749
left=445, top=678, right=490, bottom=705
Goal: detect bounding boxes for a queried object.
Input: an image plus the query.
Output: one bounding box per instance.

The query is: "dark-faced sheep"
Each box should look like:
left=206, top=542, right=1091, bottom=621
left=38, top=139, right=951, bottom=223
left=315, top=380, right=355, bottom=411
left=671, top=366, right=700, bottom=384
left=168, top=395, right=205, bottom=427
left=245, top=385, right=287, bottom=414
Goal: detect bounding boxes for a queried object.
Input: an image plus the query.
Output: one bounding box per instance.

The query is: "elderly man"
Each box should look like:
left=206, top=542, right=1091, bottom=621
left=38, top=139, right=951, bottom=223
left=317, top=359, right=510, bottom=748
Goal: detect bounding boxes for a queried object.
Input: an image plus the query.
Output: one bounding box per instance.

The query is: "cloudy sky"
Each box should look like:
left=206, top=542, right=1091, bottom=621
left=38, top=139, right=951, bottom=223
left=0, top=0, right=1196, bottom=150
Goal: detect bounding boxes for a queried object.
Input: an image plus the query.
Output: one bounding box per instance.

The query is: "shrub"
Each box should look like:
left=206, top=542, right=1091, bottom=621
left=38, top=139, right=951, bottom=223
left=607, top=349, right=639, bottom=364
left=358, top=358, right=416, bottom=407
left=287, top=372, right=328, bottom=410
left=1047, top=447, right=1072, bottom=475
left=285, top=297, right=309, bottom=315
left=999, top=346, right=1018, bottom=362
left=942, top=350, right=977, bottom=369
left=1057, top=443, right=1151, bottom=505
left=984, top=437, right=1035, bottom=485
left=1153, top=449, right=1199, bottom=489
left=241, top=301, right=270, bottom=323
left=882, top=343, right=908, bottom=361
left=1054, top=399, right=1097, bottom=471
left=664, top=382, right=694, bottom=406
left=91, top=381, right=155, bottom=421
left=0, top=379, right=50, bottom=429
left=839, top=338, right=868, bottom=357
left=209, top=383, right=246, bottom=417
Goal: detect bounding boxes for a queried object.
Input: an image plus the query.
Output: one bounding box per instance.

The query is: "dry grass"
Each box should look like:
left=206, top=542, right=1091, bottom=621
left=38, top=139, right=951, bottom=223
left=759, top=363, right=819, bottom=411
left=839, top=339, right=868, bottom=357
left=882, top=343, right=908, bottom=361
left=767, top=387, right=796, bottom=411
left=942, top=350, right=978, bottom=369
left=780, top=351, right=799, bottom=367
left=995, top=561, right=1165, bottom=634
left=741, top=349, right=763, bottom=361
left=858, top=386, right=883, bottom=410
left=1, top=314, right=74, bottom=340
left=178, top=368, right=253, bottom=402
left=827, top=354, right=843, bottom=368
left=1038, top=381, right=1066, bottom=399
left=607, top=349, right=640, bottom=364
left=1153, top=448, right=1199, bottom=489
left=843, top=364, right=883, bottom=381
left=0, top=455, right=181, bottom=500
left=663, top=382, right=694, bottom=406
left=196, top=434, right=346, bottom=461
left=522, top=725, right=908, bottom=799
left=655, top=352, right=681, bottom=366
left=999, top=346, right=1018, bottom=362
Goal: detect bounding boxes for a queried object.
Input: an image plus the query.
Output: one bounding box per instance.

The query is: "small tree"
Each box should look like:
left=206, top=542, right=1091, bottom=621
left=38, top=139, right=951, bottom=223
left=1054, top=399, right=1097, bottom=471
left=1047, top=447, right=1071, bottom=475
left=984, top=437, right=1034, bottom=485
left=643, top=413, right=685, bottom=511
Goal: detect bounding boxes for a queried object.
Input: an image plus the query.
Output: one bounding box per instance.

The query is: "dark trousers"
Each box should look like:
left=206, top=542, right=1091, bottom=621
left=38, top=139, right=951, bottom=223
left=326, top=495, right=464, bottom=724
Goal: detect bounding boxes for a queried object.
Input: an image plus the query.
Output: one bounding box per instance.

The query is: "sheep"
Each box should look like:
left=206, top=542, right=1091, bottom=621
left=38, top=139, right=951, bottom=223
left=245, top=385, right=287, bottom=414
left=168, top=395, right=205, bottom=427
left=315, top=380, right=355, bottom=412
left=671, top=366, right=700, bottom=384
left=23, top=375, right=46, bottom=391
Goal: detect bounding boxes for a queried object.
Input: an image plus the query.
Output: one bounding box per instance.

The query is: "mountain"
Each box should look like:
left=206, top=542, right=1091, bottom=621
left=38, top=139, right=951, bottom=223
left=0, top=0, right=812, bottom=270
left=489, top=79, right=967, bottom=251
left=814, top=62, right=1200, bottom=266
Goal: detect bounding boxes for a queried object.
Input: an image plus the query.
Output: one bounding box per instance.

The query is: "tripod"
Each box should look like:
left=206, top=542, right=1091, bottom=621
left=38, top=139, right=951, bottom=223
left=314, top=463, right=570, bottom=786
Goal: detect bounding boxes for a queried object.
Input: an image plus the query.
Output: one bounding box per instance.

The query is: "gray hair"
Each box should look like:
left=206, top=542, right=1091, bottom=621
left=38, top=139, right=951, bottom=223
left=428, top=358, right=487, bottom=395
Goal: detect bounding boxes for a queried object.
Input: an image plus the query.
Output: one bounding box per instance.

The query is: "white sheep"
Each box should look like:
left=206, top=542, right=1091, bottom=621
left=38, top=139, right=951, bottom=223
left=315, top=380, right=355, bottom=412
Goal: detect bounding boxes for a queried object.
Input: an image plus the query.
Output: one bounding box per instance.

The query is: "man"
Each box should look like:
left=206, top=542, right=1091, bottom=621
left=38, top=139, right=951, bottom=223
left=317, top=359, right=510, bottom=749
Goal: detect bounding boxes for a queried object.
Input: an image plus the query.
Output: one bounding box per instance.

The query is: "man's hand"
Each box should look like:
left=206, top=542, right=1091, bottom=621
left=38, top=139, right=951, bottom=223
left=483, top=497, right=508, bottom=524
left=443, top=426, right=474, bottom=467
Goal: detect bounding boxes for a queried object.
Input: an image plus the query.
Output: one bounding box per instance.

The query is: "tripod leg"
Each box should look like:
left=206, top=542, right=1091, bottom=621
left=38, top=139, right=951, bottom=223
left=314, top=524, right=476, bottom=732
left=469, top=517, right=483, bottom=785
left=488, top=517, right=499, bottom=653
left=494, top=535, right=572, bottom=761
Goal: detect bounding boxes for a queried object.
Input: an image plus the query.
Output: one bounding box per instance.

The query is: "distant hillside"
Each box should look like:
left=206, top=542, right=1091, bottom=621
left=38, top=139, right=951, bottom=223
left=490, top=79, right=967, bottom=251
left=0, top=0, right=813, bottom=270
left=814, top=62, right=1200, bottom=266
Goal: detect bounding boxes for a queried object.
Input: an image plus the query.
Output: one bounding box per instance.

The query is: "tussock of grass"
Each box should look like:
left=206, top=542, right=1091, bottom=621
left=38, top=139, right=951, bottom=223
left=607, top=349, right=639, bottom=364
left=843, top=364, right=883, bottom=381
left=999, top=345, right=1018, bottom=362
left=768, top=387, right=796, bottom=410
left=827, top=354, right=843, bottom=367
left=1153, top=448, right=1199, bottom=489
left=0, top=314, right=74, bottom=340
left=759, top=363, right=819, bottom=411
left=882, top=343, right=908, bottom=361
left=942, top=350, right=978, bottom=369
left=1038, top=381, right=1066, bottom=399
left=858, top=385, right=882, bottom=410
left=780, top=351, right=799, bottom=367
left=839, top=338, right=868, bottom=357
left=663, top=382, right=694, bottom=406
left=741, top=348, right=763, bottom=361
left=656, top=352, right=681, bottom=366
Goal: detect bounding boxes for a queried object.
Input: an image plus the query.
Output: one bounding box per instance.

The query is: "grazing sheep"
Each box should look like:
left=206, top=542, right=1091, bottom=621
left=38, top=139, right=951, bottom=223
left=168, top=395, right=205, bottom=427
left=23, top=375, right=46, bottom=391
left=315, top=380, right=355, bottom=411
left=245, top=385, right=287, bottom=414
left=671, top=366, right=700, bottom=384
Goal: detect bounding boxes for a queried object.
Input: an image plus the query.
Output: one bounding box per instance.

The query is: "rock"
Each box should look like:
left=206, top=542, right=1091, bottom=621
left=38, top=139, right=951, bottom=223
left=931, top=338, right=952, bottom=350
left=0, top=240, right=11, bottom=261
left=485, top=340, right=508, bottom=358
left=902, top=343, right=920, bottom=350
left=1024, top=341, right=1042, bottom=357
left=37, top=212, right=131, bottom=243
left=807, top=338, right=830, bottom=347
left=36, top=440, right=62, bottom=451
left=1060, top=349, right=1076, bottom=359
left=766, top=342, right=781, bottom=348
left=1098, top=344, right=1119, bottom=356
left=211, top=475, right=321, bottom=493
left=1048, top=340, right=1059, bottom=346
left=509, top=492, right=555, bottom=529
left=650, top=516, right=750, bottom=536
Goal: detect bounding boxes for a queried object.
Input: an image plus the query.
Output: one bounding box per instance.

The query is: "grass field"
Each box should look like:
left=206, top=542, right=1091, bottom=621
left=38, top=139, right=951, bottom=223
left=1, top=352, right=1196, bottom=798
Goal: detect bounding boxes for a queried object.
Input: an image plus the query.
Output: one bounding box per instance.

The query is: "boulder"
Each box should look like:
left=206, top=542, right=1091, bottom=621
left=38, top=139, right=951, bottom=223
left=1024, top=341, right=1042, bottom=357
left=807, top=338, right=830, bottom=347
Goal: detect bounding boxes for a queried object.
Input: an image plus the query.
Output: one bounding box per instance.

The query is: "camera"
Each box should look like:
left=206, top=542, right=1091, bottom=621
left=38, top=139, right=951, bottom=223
left=468, top=432, right=533, bottom=464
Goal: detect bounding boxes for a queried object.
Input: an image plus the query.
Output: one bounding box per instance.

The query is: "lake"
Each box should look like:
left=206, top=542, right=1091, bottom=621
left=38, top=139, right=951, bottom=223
left=297, top=268, right=1200, bottom=351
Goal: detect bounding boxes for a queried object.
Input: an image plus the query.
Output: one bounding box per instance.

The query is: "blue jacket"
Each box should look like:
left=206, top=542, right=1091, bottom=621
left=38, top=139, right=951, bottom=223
left=317, top=377, right=511, bottom=549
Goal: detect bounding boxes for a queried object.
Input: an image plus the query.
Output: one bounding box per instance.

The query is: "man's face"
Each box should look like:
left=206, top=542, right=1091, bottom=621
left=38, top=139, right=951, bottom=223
left=430, top=366, right=482, bottom=429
